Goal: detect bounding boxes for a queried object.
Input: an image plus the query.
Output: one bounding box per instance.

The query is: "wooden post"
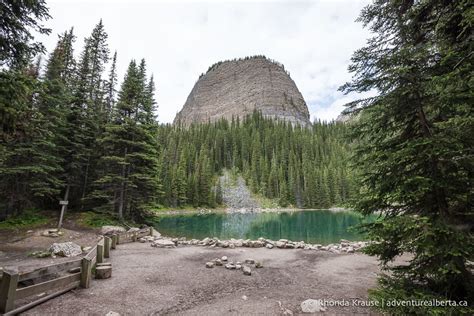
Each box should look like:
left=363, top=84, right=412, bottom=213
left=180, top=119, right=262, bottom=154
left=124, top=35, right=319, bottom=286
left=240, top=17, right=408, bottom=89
left=80, top=258, right=92, bottom=288
left=0, top=270, right=19, bottom=313
left=111, top=234, right=117, bottom=249
left=116, top=234, right=120, bottom=245
left=104, top=237, right=111, bottom=258
left=97, top=243, right=104, bottom=264
left=149, top=227, right=153, bottom=236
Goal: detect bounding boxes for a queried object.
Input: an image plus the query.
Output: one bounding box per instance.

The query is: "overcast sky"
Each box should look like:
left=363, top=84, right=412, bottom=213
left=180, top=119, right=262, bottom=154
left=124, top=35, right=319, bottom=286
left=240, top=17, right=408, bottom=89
left=38, top=0, right=371, bottom=123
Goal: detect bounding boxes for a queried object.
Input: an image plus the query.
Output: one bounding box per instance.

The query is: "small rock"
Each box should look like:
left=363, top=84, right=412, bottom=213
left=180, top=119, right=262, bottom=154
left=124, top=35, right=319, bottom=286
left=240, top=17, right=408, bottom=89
left=242, top=295, right=248, bottom=301
left=242, top=265, right=252, bottom=276
left=27, top=230, right=34, bottom=234
left=214, top=259, right=223, bottom=266
left=235, top=264, right=242, bottom=270
left=265, top=244, right=274, bottom=249
left=221, top=256, right=228, bottom=262
left=105, top=312, right=120, bottom=316
left=151, top=240, right=176, bottom=248
left=244, top=259, right=255, bottom=264
left=206, top=262, right=215, bottom=268
left=255, top=261, right=263, bottom=268
left=128, top=227, right=140, bottom=232
left=225, top=263, right=236, bottom=270
left=301, top=299, right=326, bottom=313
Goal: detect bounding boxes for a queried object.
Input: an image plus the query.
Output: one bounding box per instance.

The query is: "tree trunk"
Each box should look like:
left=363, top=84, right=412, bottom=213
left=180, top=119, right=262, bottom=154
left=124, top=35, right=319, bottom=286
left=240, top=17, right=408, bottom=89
left=118, top=148, right=128, bottom=220
left=81, top=155, right=91, bottom=210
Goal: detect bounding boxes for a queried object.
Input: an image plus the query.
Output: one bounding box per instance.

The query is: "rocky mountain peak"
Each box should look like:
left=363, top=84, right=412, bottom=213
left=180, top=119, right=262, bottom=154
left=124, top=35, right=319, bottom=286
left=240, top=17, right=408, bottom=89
left=174, top=56, right=311, bottom=126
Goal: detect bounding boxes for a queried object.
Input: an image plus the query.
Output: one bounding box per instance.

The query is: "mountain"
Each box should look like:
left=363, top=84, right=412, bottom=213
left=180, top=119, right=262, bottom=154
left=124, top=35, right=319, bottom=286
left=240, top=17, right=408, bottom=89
left=174, top=56, right=311, bottom=126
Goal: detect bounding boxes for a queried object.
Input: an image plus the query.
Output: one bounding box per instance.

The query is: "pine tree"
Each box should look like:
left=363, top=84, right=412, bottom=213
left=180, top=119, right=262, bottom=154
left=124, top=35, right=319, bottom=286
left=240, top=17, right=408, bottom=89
left=93, top=59, right=162, bottom=219
left=0, top=64, right=63, bottom=217
left=0, top=0, right=51, bottom=68
left=104, top=51, right=117, bottom=122
left=340, top=0, right=473, bottom=312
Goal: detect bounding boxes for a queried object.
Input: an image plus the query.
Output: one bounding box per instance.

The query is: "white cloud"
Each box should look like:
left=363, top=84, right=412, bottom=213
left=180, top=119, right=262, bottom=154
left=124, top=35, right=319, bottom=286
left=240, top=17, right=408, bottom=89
left=39, top=0, right=371, bottom=123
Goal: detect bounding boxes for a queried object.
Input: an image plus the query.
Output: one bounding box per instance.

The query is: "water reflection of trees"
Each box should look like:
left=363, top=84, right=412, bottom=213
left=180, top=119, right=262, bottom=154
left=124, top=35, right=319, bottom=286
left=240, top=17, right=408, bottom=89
left=154, top=211, right=368, bottom=244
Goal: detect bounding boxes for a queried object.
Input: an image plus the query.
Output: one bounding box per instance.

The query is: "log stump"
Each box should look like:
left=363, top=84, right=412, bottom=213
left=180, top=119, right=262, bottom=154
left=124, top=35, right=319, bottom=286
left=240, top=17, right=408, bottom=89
left=95, top=266, right=112, bottom=279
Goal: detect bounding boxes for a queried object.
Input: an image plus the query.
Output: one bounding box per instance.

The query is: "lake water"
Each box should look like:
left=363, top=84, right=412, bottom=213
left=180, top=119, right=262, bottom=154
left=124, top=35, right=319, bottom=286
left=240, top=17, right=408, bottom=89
left=151, top=210, right=373, bottom=245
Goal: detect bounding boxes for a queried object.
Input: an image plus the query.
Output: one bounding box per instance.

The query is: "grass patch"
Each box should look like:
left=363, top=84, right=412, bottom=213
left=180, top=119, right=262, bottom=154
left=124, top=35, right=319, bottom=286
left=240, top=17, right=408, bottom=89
left=0, top=210, right=50, bottom=230
left=77, top=211, right=124, bottom=228
left=251, top=193, right=280, bottom=209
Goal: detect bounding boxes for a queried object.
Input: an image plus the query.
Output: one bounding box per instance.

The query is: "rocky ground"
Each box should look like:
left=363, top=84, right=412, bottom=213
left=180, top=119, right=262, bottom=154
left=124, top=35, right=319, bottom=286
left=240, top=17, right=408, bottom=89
left=25, top=242, right=382, bottom=315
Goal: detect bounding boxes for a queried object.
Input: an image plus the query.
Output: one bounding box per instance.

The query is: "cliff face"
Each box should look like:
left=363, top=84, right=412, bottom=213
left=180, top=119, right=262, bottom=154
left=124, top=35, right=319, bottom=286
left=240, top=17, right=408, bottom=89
left=174, top=56, right=311, bottom=126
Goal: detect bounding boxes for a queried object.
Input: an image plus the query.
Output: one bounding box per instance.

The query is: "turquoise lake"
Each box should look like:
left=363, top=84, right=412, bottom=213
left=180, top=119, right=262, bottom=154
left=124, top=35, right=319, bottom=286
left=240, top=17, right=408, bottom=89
left=152, top=210, right=373, bottom=245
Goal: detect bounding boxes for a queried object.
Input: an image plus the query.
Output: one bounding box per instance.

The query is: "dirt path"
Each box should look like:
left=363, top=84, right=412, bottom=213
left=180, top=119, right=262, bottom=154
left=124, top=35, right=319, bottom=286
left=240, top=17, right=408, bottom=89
left=24, top=243, right=381, bottom=315
left=0, top=224, right=99, bottom=271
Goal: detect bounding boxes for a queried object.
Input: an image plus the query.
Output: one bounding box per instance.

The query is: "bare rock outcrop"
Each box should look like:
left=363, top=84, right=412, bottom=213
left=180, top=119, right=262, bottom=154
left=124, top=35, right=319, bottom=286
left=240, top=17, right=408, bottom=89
left=174, top=56, right=310, bottom=126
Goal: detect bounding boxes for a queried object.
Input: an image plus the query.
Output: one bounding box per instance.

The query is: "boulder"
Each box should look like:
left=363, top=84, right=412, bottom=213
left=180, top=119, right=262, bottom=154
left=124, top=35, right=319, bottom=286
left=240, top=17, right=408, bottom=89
left=249, top=241, right=264, bottom=248
left=301, top=299, right=326, bottom=313
left=128, top=227, right=140, bottom=232
left=49, top=242, right=82, bottom=257
left=151, top=240, right=176, bottom=248
left=266, top=244, right=274, bottom=249
left=100, top=226, right=126, bottom=235
left=275, top=241, right=286, bottom=248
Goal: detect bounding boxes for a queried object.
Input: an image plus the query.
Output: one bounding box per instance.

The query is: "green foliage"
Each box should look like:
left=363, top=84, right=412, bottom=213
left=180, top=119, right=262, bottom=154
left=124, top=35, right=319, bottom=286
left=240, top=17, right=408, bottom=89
left=341, top=0, right=474, bottom=313
left=0, top=210, right=49, bottom=230
left=77, top=211, right=123, bottom=228
left=160, top=112, right=354, bottom=209
left=0, top=0, right=51, bottom=68
left=91, top=59, right=162, bottom=219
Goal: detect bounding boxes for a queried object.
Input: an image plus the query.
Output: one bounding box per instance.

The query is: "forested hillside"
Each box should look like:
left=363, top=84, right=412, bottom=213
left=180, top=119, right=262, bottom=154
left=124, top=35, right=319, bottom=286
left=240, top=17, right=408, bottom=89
left=0, top=17, right=354, bottom=220
left=160, top=113, right=354, bottom=209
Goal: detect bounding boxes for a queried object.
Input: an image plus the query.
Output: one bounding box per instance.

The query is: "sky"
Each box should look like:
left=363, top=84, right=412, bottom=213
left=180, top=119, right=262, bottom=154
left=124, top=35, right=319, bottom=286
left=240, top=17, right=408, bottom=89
left=38, top=0, right=372, bottom=123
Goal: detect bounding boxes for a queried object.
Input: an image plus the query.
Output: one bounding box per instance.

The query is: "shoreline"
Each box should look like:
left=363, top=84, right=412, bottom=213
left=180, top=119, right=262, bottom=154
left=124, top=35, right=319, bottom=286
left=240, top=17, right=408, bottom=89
left=148, top=206, right=352, bottom=216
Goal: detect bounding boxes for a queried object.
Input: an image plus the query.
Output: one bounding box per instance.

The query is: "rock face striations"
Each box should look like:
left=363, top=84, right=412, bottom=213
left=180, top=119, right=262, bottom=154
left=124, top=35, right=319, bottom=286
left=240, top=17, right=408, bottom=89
left=174, top=56, right=311, bottom=126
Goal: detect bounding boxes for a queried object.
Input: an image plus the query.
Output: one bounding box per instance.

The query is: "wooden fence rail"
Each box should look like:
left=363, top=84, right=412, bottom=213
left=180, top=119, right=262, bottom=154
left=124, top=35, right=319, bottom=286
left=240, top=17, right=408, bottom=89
left=0, top=227, right=153, bottom=315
